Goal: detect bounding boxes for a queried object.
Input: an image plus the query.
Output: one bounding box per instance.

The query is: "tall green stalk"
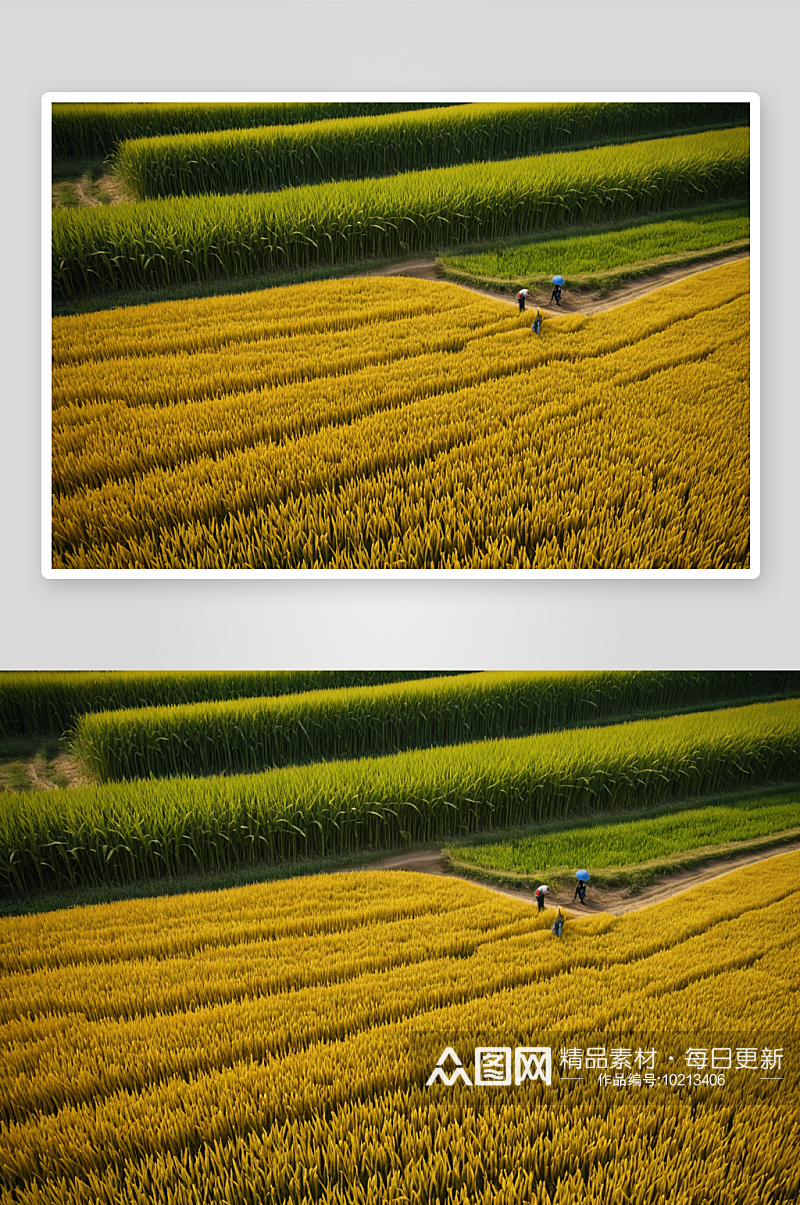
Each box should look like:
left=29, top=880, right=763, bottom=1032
left=71, top=671, right=800, bottom=784
left=3, top=698, right=798, bottom=896
left=53, top=128, right=750, bottom=302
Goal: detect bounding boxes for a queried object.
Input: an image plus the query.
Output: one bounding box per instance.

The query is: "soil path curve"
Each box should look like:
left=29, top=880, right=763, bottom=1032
left=355, top=840, right=800, bottom=918
left=364, top=249, right=750, bottom=316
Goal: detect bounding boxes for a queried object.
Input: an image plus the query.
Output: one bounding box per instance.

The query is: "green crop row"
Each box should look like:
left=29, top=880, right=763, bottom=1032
left=51, top=101, right=452, bottom=161
left=445, top=787, right=800, bottom=880
left=0, top=670, right=453, bottom=738
left=71, top=671, right=800, bottom=784
left=113, top=101, right=751, bottom=200
left=52, top=127, right=750, bottom=302
left=3, top=698, right=799, bottom=896
left=438, top=203, right=750, bottom=286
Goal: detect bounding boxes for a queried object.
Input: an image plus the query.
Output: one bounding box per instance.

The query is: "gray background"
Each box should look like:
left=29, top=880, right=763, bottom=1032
left=1, top=0, right=796, bottom=670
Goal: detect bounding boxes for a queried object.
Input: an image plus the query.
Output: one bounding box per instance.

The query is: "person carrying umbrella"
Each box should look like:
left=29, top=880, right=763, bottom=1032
left=574, top=869, right=590, bottom=905
left=534, top=883, right=549, bottom=912
left=550, top=276, right=564, bottom=306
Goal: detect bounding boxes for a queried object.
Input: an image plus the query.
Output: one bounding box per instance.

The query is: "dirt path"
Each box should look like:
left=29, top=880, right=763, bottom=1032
left=54, top=172, right=134, bottom=210
left=365, top=250, right=750, bottom=316
left=356, top=841, right=800, bottom=918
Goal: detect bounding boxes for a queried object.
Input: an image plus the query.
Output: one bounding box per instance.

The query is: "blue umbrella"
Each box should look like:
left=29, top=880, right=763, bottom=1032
left=575, top=869, right=590, bottom=881
left=552, top=275, right=565, bottom=286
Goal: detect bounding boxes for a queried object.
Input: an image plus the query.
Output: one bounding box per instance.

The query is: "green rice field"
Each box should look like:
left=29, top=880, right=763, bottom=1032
left=113, top=101, right=750, bottom=201
left=2, top=698, right=798, bottom=897
left=445, top=788, right=800, bottom=881
left=0, top=670, right=450, bottom=738
left=70, top=669, right=799, bottom=784
left=439, top=205, right=749, bottom=285
left=52, top=127, right=749, bottom=302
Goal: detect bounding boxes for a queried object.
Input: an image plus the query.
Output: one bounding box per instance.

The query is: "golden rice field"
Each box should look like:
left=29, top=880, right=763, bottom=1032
left=1, top=853, right=797, bottom=1203
left=52, top=258, right=750, bottom=570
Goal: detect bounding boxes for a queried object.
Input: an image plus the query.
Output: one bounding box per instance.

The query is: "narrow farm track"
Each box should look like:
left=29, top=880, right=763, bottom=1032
left=364, top=248, right=751, bottom=316
left=358, top=839, right=800, bottom=918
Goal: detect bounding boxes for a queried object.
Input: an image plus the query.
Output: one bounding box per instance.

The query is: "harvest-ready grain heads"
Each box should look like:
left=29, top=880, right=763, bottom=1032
left=52, top=260, right=751, bottom=570
left=1, top=856, right=798, bottom=1203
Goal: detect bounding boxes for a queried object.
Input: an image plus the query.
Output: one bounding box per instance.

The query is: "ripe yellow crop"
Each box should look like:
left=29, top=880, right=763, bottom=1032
left=52, top=259, right=750, bottom=569
left=1, top=853, right=797, bottom=1203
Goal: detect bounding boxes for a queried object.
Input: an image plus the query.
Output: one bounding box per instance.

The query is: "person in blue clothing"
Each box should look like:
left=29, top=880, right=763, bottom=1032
left=552, top=908, right=565, bottom=938
left=550, top=282, right=562, bottom=306
left=573, top=880, right=587, bottom=905
left=531, top=309, right=543, bottom=335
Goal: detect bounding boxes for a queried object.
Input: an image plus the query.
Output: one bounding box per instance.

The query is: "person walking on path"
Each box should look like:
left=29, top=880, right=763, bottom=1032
left=573, top=880, right=587, bottom=905
left=552, top=908, right=565, bottom=938
left=531, top=308, right=543, bottom=335
left=534, top=884, right=549, bottom=912
left=517, top=288, right=530, bottom=313
left=550, top=282, right=562, bottom=306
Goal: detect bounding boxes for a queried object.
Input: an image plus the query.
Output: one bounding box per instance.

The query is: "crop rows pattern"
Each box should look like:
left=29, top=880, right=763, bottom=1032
left=1, top=857, right=798, bottom=1203
left=2, top=699, right=799, bottom=894
left=52, top=259, right=750, bottom=570
left=52, top=128, right=749, bottom=300
left=0, top=670, right=451, bottom=738
left=114, top=101, right=751, bottom=200
left=51, top=101, right=449, bottom=160
left=70, top=670, right=800, bottom=783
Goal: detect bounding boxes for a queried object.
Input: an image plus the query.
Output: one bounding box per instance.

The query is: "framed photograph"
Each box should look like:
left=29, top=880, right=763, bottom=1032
left=2, top=668, right=797, bottom=1201
left=43, top=93, right=758, bottom=577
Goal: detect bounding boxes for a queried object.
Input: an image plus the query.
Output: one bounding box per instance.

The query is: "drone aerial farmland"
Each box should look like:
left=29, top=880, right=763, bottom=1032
left=47, top=99, right=754, bottom=573
left=1, top=669, right=799, bottom=1204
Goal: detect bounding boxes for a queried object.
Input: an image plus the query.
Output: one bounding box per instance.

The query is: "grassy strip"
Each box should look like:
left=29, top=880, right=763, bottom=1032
left=437, top=204, right=750, bottom=296
left=114, top=102, right=750, bottom=200
left=438, top=199, right=750, bottom=295
left=557, top=243, right=749, bottom=297
left=2, top=698, right=799, bottom=897
left=0, top=670, right=455, bottom=739
left=439, top=204, right=748, bottom=275
left=51, top=101, right=452, bottom=160
left=444, top=834, right=800, bottom=894
left=443, top=785, right=800, bottom=891
left=439, top=242, right=750, bottom=298
left=53, top=128, right=749, bottom=303
left=70, top=671, right=800, bottom=784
